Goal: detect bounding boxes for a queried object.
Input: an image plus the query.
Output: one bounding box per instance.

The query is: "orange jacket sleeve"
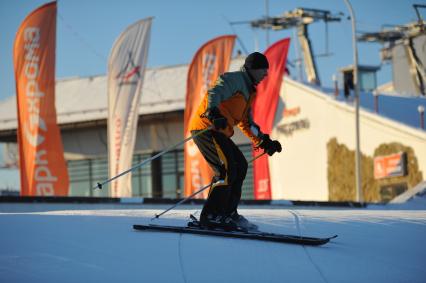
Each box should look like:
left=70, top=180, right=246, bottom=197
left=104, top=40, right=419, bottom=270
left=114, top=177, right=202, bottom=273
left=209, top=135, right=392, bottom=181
left=237, top=109, right=263, bottom=145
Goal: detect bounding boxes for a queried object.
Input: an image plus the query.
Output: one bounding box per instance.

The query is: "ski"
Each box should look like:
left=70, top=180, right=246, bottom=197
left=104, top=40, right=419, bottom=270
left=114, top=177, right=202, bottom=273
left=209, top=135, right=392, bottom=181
left=133, top=224, right=337, bottom=246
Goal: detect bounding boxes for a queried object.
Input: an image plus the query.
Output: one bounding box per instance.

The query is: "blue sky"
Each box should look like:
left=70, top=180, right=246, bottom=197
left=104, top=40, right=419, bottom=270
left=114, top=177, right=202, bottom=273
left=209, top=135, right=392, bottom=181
left=0, top=0, right=423, bottom=189
left=1, top=0, right=423, bottom=100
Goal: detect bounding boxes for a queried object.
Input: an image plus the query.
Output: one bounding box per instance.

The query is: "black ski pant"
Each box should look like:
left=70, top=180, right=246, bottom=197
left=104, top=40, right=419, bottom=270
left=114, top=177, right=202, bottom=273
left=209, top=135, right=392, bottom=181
left=191, top=130, right=248, bottom=217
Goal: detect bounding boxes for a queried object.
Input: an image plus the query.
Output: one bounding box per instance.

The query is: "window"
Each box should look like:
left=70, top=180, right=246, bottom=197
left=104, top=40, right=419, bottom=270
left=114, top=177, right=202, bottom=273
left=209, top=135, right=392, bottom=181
left=67, top=144, right=254, bottom=199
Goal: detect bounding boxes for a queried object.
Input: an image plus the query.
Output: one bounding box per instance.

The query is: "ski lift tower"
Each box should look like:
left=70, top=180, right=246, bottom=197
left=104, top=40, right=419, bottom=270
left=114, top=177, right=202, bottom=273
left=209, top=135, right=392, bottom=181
left=251, top=8, right=342, bottom=86
left=358, top=4, right=426, bottom=96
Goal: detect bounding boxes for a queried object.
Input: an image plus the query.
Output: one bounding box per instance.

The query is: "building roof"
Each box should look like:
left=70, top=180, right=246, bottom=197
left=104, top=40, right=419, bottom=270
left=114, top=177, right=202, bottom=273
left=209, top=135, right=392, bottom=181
left=0, top=57, right=245, bottom=131
left=0, top=56, right=424, bottom=132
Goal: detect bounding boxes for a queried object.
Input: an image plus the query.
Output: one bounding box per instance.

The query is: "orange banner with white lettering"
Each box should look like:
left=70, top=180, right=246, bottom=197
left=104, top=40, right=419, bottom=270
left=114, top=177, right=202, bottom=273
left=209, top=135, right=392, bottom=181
left=13, top=2, right=69, bottom=196
left=184, top=35, right=235, bottom=197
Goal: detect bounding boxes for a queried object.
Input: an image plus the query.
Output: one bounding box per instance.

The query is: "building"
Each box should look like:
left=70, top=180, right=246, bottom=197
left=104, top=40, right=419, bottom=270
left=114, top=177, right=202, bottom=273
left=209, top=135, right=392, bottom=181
left=0, top=58, right=256, bottom=198
left=0, top=57, right=425, bottom=201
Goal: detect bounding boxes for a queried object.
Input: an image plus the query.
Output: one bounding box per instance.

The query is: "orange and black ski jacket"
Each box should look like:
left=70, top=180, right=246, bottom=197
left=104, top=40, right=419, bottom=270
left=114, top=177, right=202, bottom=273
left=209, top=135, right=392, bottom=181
left=189, top=70, right=264, bottom=145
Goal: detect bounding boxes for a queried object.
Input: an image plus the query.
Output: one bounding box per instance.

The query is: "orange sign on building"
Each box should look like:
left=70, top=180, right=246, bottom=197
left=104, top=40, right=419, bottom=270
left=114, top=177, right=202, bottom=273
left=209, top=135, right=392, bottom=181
left=374, top=152, right=407, bottom=179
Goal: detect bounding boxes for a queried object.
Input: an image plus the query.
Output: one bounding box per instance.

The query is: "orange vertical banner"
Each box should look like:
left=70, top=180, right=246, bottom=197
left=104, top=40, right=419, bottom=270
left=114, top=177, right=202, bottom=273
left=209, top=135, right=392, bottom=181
left=184, top=35, right=235, bottom=197
left=13, top=2, right=69, bottom=196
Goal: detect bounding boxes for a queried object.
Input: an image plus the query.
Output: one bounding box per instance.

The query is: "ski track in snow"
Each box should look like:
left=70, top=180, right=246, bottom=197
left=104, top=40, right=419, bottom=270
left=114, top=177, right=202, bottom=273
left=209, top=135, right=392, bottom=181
left=289, top=210, right=329, bottom=283
left=177, top=233, right=187, bottom=283
left=1, top=202, right=426, bottom=282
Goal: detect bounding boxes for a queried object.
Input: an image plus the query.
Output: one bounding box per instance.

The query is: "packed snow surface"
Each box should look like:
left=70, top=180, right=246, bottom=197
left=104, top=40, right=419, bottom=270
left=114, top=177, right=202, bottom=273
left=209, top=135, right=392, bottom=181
left=1, top=201, right=426, bottom=283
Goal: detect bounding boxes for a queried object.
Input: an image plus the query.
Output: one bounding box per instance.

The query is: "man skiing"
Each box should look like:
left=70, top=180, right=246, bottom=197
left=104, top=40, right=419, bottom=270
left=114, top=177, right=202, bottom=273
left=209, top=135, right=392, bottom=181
left=189, top=52, right=282, bottom=231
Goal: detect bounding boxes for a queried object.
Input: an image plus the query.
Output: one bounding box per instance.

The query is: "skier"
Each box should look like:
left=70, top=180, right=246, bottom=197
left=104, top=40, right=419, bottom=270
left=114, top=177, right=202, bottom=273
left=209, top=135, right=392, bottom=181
left=189, top=52, right=282, bottom=230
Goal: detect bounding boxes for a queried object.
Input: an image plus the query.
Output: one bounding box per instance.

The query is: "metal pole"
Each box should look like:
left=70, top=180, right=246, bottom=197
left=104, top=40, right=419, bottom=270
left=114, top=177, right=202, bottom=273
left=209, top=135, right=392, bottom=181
left=152, top=151, right=267, bottom=220
left=343, top=0, right=362, bottom=203
left=333, top=74, right=339, bottom=97
left=93, top=127, right=212, bottom=190
left=265, top=0, right=270, bottom=47
left=373, top=90, right=379, bottom=113
left=293, top=28, right=304, bottom=82
left=418, top=105, right=425, bottom=130
left=152, top=181, right=217, bottom=221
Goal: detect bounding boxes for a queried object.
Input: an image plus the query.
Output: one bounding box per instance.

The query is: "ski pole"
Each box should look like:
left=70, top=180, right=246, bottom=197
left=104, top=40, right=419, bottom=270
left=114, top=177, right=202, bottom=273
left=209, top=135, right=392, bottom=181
left=93, top=127, right=212, bottom=190
left=151, top=180, right=222, bottom=221
left=152, top=151, right=267, bottom=220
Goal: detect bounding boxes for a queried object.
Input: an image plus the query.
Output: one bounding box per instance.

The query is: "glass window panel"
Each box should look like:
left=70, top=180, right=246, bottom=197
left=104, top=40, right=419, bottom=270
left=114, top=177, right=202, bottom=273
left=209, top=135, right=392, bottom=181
left=162, top=174, right=177, bottom=198
left=69, top=180, right=91, bottom=197
left=240, top=144, right=254, bottom=199
left=360, top=71, right=377, bottom=91
left=141, top=174, right=152, bottom=197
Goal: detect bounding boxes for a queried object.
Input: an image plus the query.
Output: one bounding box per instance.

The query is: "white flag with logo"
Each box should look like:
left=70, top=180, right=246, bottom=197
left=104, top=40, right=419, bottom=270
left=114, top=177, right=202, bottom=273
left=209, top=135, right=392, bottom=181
left=107, top=18, right=152, bottom=197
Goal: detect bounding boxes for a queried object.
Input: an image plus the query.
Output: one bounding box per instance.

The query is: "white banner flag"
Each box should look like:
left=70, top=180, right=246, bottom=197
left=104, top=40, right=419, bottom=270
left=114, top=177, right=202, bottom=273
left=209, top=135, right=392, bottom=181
left=107, top=18, right=152, bottom=197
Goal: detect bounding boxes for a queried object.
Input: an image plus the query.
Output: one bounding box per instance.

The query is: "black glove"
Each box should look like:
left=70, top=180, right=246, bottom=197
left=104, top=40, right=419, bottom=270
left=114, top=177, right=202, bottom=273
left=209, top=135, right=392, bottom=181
left=205, top=107, right=227, bottom=130
left=259, top=134, right=282, bottom=156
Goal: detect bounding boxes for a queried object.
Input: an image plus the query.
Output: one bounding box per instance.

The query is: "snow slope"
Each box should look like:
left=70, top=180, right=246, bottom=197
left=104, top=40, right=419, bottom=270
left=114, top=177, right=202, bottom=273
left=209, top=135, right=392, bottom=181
left=0, top=202, right=425, bottom=283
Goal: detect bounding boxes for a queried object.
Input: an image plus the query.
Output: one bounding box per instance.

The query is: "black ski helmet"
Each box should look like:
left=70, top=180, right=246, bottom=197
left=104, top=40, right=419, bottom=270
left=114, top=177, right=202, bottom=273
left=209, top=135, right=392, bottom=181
left=244, top=52, right=269, bottom=69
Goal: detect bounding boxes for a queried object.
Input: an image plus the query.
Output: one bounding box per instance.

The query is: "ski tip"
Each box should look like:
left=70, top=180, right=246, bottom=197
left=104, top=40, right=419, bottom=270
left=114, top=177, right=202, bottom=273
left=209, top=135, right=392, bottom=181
left=330, top=235, right=338, bottom=239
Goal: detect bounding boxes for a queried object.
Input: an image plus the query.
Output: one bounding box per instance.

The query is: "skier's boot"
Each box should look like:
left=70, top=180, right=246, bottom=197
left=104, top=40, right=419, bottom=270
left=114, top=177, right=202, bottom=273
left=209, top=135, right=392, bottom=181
left=187, top=214, right=201, bottom=227
left=230, top=211, right=258, bottom=231
left=199, top=212, right=240, bottom=231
